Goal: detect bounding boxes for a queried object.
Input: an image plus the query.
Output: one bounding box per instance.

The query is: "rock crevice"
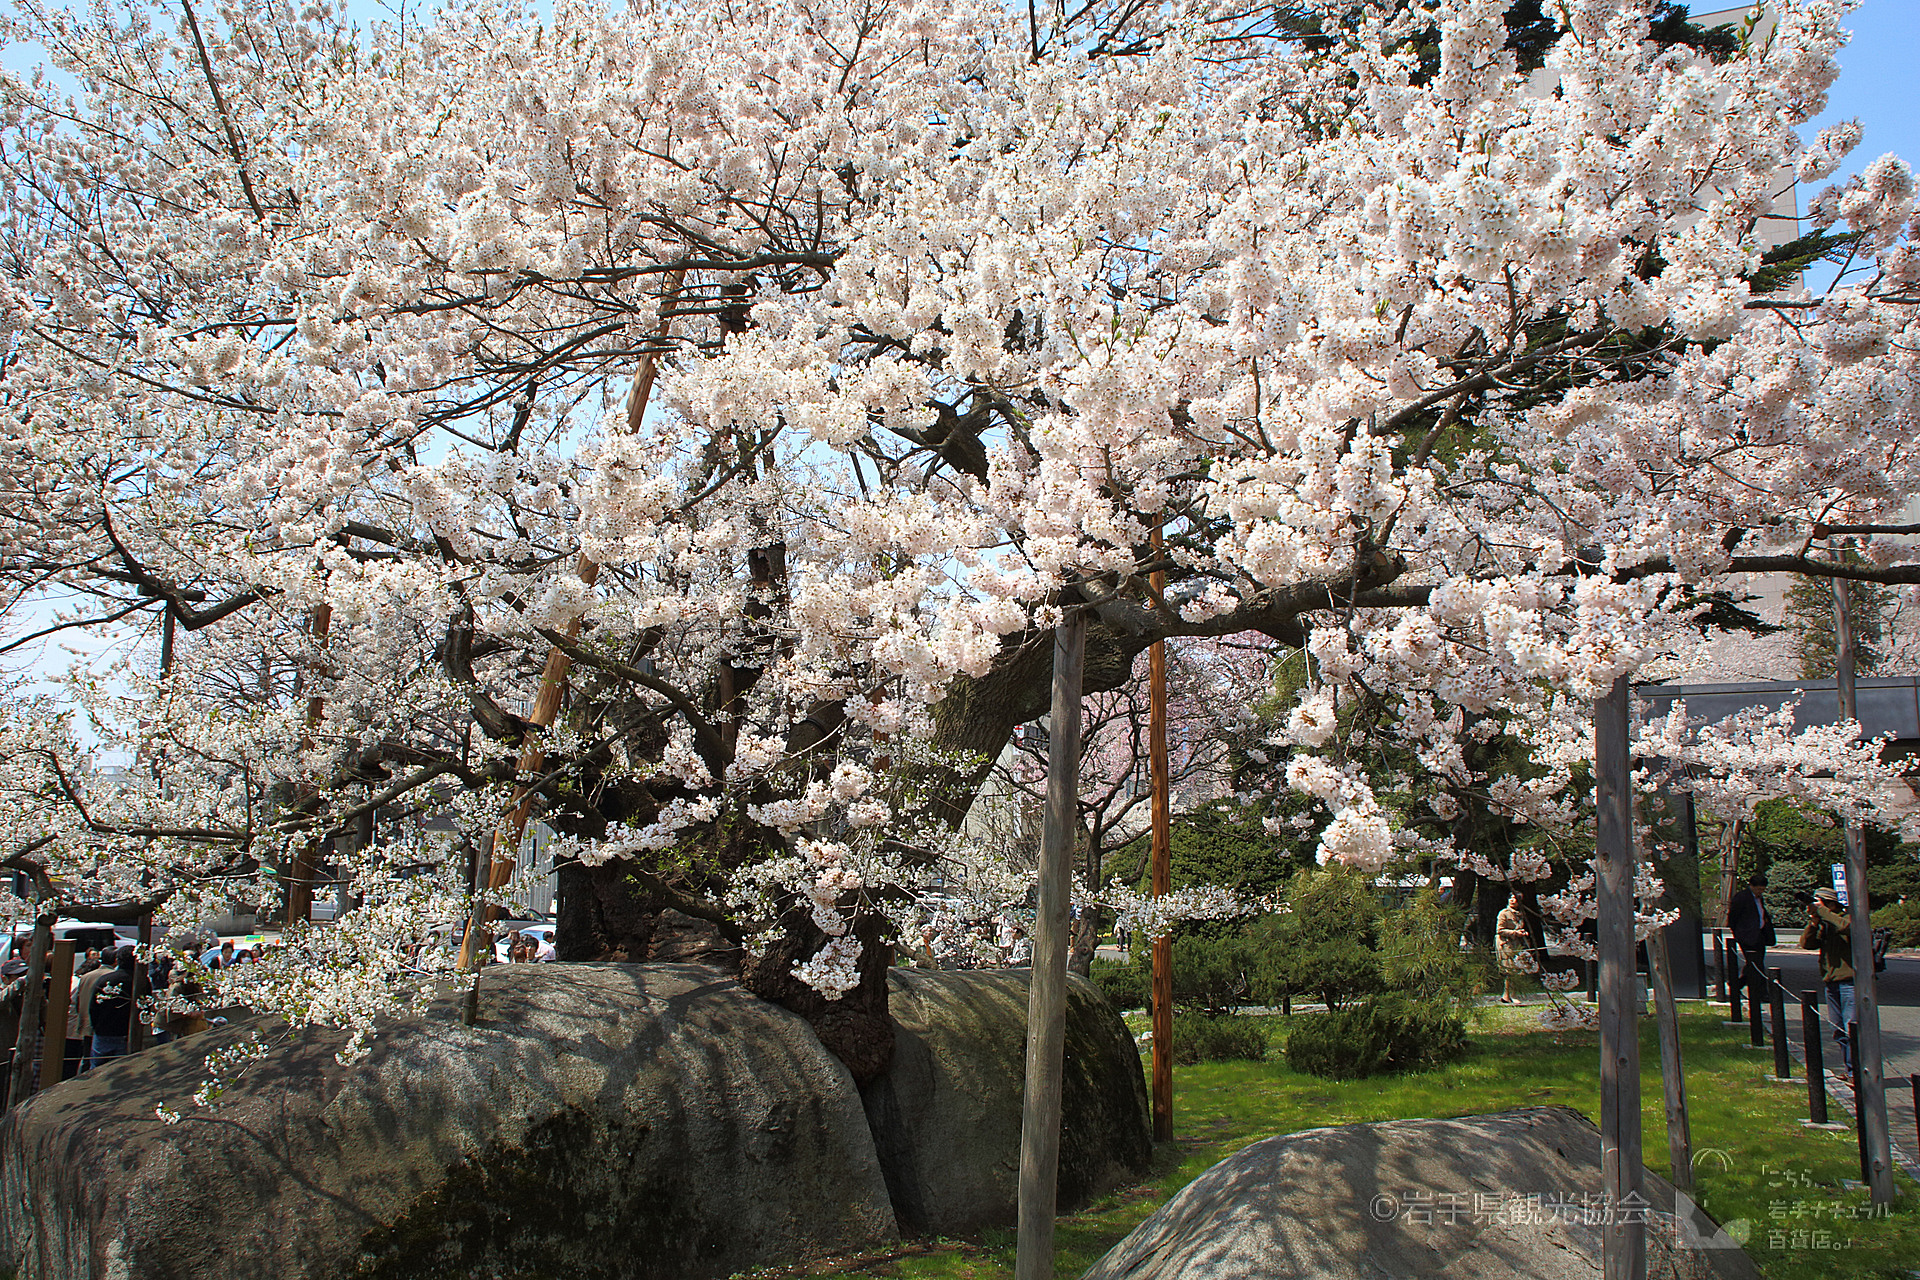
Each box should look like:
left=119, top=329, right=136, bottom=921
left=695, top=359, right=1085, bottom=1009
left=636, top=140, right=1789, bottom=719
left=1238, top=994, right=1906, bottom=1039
left=0, top=963, right=1151, bottom=1280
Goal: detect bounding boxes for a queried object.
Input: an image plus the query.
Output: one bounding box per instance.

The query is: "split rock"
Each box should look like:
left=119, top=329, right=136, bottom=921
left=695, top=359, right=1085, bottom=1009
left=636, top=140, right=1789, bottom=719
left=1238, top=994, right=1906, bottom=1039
left=0, top=963, right=897, bottom=1280
left=861, top=967, right=1152, bottom=1234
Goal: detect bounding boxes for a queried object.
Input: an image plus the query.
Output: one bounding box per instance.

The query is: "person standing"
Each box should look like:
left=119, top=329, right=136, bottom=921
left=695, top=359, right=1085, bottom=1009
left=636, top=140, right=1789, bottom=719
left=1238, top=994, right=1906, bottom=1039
left=70, top=956, right=116, bottom=1072
left=1496, top=893, right=1530, bottom=1004
left=163, top=957, right=210, bottom=1041
left=1726, top=873, right=1775, bottom=1007
left=1800, top=887, right=1855, bottom=1073
left=86, top=947, right=139, bottom=1068
left=145, top=955, right=175, bottom=1044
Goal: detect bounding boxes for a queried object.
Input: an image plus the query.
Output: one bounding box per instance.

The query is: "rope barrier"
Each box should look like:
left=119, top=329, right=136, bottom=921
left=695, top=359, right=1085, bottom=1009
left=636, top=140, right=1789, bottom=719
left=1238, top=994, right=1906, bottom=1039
left=1739, top=960, right=1851, bottom=1033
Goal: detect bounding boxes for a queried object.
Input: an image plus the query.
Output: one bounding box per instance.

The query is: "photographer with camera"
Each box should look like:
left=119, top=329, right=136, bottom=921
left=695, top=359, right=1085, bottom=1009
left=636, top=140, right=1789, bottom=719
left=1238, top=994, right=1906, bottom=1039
left=1799, top=886, right=1855, bottom=1073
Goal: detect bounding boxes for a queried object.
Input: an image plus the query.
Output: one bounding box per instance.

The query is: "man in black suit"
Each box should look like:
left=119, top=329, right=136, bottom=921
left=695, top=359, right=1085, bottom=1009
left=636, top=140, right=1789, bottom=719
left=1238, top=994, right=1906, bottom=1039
left=1726, top=873, right=1775, bottom=1005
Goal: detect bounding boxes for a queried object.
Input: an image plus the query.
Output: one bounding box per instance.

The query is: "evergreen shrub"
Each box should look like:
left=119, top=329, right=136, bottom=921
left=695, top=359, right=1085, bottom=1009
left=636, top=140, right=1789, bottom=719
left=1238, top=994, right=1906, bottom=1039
left=1284, top=993, right=1468, bottom=1080
left=1172, top=1011, right=1268, bottom=1064
left=1089, top=957, right=1149, bottom=1011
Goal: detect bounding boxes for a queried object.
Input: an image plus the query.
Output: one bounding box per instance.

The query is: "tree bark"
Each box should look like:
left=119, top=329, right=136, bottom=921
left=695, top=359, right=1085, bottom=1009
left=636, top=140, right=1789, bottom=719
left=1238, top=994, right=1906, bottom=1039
left=1017, top=612, right=1085, bottom=1280
left=1646, top=929, right=1692, bottom=1193
left=1834, top=571, right=1894, bottom=1203
left=1067, top=913, right=1099, bottom=977
left=1594, top=676, right=1644, bottom=1280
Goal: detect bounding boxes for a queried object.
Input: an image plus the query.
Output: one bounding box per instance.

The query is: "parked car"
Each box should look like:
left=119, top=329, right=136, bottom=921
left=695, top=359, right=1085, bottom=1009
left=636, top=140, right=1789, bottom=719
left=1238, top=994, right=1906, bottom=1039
left=495, top=924, right=556, bottom=964
left=198, top=936, right=269, bottom=967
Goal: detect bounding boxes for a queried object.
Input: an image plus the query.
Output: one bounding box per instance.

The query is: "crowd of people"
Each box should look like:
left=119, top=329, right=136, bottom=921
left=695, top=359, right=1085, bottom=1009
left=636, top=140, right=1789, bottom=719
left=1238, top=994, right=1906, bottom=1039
left=0, top=936, right=274, bottom=1089
left=2, top=921, right=562, bottom=1094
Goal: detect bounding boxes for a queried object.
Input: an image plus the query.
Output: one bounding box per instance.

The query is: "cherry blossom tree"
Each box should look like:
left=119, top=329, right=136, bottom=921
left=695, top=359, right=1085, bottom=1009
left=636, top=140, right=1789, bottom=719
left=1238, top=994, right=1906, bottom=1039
left=3, top=0, right=1920, bottom=1080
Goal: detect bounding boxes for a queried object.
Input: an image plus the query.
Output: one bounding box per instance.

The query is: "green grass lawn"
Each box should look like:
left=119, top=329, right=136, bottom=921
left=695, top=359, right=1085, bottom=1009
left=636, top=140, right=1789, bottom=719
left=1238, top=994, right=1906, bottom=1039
left=746, top=1005, right=1920, bottom=1280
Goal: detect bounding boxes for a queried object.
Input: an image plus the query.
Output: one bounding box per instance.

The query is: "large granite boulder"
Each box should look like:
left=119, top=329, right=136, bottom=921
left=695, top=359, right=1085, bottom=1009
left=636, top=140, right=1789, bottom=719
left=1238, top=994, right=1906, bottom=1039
left=862, top=968, right=1152, bottom=1234
left=0, top=963, right=897, bottom=1280
left=1081, top=1107, right=1759, bottom=1280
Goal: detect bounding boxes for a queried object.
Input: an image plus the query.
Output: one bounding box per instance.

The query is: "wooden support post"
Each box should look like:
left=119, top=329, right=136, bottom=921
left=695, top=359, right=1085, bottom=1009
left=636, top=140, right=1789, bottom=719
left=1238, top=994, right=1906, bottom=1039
left=460, top=271, right=683, bottom=972
left=1833, top=571, right=1895, bottom=1203
left=39, top=941, right=74, bottom=1089
left=1594, top=674, right=1644, bottom=1280
left=7, top=913, right=54, bottom=1107
left=1147, top=528, right=1172, bottom=1144
left=1646, top=929, right=1691, bottom=1192
left=287, top=602, right=333, bottom=928
left=458, top=559, right=602, bottom=969
left=1016, top=611, right=1085, bottom=1280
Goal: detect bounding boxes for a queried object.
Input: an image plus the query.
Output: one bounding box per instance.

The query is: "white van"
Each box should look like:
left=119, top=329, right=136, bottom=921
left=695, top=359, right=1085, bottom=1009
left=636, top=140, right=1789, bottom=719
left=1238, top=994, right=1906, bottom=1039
left=3, top=919, right=138, bottom=966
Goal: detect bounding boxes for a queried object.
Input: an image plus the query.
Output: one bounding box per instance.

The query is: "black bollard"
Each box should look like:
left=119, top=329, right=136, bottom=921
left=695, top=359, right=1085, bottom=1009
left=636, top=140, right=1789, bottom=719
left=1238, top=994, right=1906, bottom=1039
left=1850, top=1021, right=1869, bottom=1185
left=1770, top=969, right=1791, bottom=1079
left=1749, top=965, right=1765, bottom=1048
left=1912, top=1075, right=1920, bottom=1159
left=1803, top=992, right=1828, bottom=1124
left=1729, top=947, right=1743, bottom=1022
left=1713, top=931, right=1727, bottom=1000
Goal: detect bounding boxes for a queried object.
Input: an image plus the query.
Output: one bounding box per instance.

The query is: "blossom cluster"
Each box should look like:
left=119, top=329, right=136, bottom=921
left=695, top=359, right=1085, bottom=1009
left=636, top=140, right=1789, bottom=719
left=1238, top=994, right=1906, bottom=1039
left=0, top=0, right=1915, bottom=1032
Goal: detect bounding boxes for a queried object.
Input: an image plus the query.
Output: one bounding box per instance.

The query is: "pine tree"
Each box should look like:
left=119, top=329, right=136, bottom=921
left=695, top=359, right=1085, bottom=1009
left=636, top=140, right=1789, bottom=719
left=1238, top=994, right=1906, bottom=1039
left=1784, top=569, right=1892, bottom=678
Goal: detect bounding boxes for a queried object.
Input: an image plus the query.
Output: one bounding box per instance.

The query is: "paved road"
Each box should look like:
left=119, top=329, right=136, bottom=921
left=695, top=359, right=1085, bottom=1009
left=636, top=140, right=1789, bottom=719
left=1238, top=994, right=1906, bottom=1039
left=1719, top=943, right=1920, bottom=1176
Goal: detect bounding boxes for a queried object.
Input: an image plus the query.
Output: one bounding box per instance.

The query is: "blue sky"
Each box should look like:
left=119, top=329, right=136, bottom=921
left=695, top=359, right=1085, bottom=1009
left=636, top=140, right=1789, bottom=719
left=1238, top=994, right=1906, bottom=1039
left=1799, top=2, right=1920, bottom=213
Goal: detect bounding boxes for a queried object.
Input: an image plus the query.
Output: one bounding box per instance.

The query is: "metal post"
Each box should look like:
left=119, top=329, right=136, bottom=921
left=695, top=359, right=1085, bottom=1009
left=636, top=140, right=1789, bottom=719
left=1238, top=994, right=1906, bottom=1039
left=1147, top=530, right=1173, bottom=1144
left=1016, top=611, right=1086, bottom=1280
left=1711, top=931, right=1726, bottom=1001
left=1850, top=1021, right=1869, bottom=1186
left=1911, top=1074, right=1919, bottom=1156
left=1769, top=969, right=1790, bottom=1080
left=1595, top=675, right=1644, bottom=1280
left=1833, top=570, right=1895, bottom=1203
left=1748, top=965, right=1764, bottom=1048
left=1646, top=929, right=1692, bottom=1191
left=1803, top=992, right=1828, bottom=1125
left=1728, top=945, right=1743, bottom=1023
